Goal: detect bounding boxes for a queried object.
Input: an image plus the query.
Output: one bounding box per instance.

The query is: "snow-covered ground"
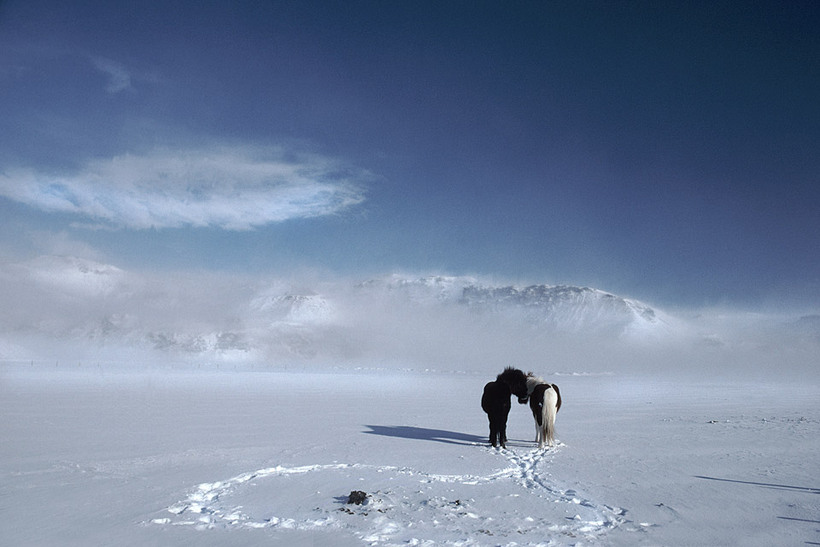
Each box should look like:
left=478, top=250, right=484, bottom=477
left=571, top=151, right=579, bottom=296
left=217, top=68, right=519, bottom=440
left=2, top=363, right=818, bottom=546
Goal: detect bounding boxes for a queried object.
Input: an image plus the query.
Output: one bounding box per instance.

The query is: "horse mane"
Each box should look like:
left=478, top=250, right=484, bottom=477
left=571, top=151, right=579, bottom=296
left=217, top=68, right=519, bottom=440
left=496, top=366, right=520, bottom=382
left=525, top=372, right=546, bottom=395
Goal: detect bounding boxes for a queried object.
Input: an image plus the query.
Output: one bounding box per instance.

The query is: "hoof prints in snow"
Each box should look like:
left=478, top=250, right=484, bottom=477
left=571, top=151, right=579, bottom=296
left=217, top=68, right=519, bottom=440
left=154, top=451, right=643, bottom=544
left=496, top=445, right=637, bottom=536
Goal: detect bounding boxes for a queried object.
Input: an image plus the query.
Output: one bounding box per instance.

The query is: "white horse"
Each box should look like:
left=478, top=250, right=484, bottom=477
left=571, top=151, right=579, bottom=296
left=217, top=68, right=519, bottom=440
left=525, top=373, right=562, bottom=448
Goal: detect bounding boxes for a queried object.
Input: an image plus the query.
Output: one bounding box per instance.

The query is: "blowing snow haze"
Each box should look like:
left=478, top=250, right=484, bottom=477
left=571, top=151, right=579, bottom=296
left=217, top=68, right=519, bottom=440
left=1, top=256, right=817, bottom=379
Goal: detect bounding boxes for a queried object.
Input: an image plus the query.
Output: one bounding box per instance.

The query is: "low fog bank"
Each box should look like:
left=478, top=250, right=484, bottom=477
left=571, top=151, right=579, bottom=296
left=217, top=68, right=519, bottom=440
left=1, top=257, right=817, bottom=380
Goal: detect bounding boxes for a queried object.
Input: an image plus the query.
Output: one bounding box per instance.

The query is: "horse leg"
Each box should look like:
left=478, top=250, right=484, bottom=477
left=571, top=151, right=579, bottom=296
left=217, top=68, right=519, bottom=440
left=500, top=407, right=512, bottom=448
left=488, top=416, right=498, bottom=447
left=529, top=401, right=538, bottom=444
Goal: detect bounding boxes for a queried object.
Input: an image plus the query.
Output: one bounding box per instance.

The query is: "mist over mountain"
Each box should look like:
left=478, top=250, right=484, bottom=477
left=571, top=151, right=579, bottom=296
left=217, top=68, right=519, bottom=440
left=355, top=275, right=670, bottom=338
left=0, top=256, right=816, bottom=377
left=366, top=276, right=670, bottom=336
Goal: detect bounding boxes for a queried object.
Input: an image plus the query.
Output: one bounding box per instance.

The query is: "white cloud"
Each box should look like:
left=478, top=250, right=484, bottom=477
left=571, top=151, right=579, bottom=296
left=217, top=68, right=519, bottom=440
left=92, top=57, right=132, bottom=93
left=0, top=146, right=368, bottom=230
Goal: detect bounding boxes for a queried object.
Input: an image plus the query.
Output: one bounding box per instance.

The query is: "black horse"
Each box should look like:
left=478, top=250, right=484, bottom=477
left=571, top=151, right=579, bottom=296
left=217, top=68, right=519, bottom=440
left=481, top=367, right=529, bottom=448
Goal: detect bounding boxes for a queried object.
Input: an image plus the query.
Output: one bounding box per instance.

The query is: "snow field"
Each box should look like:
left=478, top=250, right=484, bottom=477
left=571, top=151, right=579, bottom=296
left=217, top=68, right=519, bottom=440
left=1, top=365, right=818, bottom=546
left=157, top=448, right=635, bottom=545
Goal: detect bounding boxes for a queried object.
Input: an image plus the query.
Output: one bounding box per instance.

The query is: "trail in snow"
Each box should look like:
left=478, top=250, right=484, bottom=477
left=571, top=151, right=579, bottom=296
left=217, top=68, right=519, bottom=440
left=152, top=442, right=646, bottom=545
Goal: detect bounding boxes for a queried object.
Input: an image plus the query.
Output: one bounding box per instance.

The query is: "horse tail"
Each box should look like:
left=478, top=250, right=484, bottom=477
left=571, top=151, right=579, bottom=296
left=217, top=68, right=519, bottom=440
left=543, top=386, right=559, bottom=447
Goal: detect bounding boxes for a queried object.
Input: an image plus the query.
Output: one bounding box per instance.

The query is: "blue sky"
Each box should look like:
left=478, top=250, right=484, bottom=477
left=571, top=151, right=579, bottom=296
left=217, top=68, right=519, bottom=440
left=1, top=1, right=818, bottom=310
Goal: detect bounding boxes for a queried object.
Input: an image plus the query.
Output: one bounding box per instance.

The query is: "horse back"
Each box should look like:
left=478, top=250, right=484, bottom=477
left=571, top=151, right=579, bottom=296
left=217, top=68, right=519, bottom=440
left=529, top=383, right=562, bottom=422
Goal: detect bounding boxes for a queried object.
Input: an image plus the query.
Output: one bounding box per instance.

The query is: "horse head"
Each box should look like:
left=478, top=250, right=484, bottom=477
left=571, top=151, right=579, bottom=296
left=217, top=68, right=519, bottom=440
left=499, top=367, right=529, bottom=404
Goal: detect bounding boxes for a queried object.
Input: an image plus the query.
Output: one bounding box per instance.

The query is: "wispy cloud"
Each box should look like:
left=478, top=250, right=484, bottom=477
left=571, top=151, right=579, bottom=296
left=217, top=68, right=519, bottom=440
left=91, top=57, right=132, bottom=93
left=0, top=146, right=368, bottom=230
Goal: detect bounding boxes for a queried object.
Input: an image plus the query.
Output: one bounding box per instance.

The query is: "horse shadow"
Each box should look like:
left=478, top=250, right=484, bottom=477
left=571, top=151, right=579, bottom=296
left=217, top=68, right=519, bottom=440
left=363, top=425, right=486, bottom=446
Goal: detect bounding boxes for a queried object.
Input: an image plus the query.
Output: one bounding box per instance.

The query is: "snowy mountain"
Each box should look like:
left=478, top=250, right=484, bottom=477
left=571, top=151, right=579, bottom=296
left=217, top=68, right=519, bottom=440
left=356, top=275, right=668, bottom=337
left=357, top=274, right=478, bottom=303
left=250, top=293, right=337, bottom=325
left=0, top=257, right=700, bottom=365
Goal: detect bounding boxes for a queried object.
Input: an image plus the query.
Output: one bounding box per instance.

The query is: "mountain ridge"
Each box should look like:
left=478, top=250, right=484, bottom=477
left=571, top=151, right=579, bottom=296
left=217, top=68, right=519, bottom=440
left=2, top=258, right=673, bottom=363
